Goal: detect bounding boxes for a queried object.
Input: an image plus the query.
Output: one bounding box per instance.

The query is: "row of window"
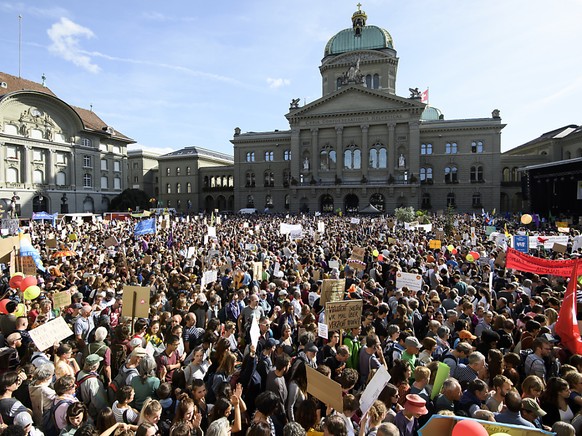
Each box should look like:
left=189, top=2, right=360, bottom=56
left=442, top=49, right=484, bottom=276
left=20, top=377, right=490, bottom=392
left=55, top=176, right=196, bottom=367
left=421, top=192, right=483, bottom=209
left=165, top=166, right=192, bottom=176
left=421, top=141, right=484, bottom=155
left=246, top=150, right=292, bottom=163
left=203, top=176, right=233, bottom=188
left=420, top=166, right=485, bottom=183
left=166, top=183, right=193, bottom=194
left=5, top=167, right=120, bottom=189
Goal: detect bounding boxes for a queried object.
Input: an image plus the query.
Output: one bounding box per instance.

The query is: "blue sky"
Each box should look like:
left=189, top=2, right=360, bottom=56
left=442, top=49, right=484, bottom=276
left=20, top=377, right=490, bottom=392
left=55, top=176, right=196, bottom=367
left=1, top=0, right=581, bottom=156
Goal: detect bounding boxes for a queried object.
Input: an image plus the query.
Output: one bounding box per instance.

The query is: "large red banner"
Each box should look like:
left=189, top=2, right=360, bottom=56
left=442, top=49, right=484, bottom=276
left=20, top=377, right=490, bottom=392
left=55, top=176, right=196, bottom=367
left=505, top=247, right=577, bottom=277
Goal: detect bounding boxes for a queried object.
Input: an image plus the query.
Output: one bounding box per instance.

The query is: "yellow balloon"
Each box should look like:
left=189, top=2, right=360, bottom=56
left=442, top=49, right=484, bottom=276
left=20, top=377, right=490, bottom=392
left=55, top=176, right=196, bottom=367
left=521, top=214, right=532, bottom=224
left=372, top=249, right=379, bottom=257
left=23, top=285, right=41, bottom=301
left=11, top=272, right=24, bottom=278
left=466, top=254, right=474, bottom=262
left=447, top=245, right=454, bottom=252
left=13, top=303, right=25, bottom=317
left=490, top=433, right=511, bottom=436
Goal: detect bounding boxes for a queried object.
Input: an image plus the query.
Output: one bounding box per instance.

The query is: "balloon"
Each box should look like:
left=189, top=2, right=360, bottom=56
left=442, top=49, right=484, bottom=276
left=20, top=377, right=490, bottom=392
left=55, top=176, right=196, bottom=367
left=521, top=214, right=533, bottom=225
left=447, top=245, right=454, bottom=252
left=21, top=276, right=37, bottom=291
left=466, top=254, right=474, bottom=262
left=427, top=255, right=435, bottom=262
left=23, top=285, right=41, bottom=301
left=451, top=419, right=489, bottom=436
left=377, top=254, right=384, bottom=261
left=372, top=249, right=379, bottom=257
left=490, top=433, right=511, bottom=436
left=9, top=275, right=24, bottom=290
left=13, top=303, right=25, bottom=317
left=469, top=250, right=480, bottom=260
left=452, top=248, right=458, bottom=255
left=0, top=299, right=10, bottom=315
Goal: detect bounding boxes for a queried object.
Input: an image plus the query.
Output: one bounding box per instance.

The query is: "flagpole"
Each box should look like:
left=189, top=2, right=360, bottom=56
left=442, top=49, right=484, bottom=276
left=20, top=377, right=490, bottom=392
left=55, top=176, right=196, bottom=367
left=18, top=15, right=22, bottom=78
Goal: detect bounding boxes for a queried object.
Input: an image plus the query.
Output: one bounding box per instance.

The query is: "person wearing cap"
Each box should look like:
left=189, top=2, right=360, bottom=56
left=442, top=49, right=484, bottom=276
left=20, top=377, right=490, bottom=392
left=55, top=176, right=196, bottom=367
left=294, top=342, right=318, bottom=370
left=401, top=336, right=421, bottom=375
left=76, top=354, right=107, bottom=420
left=494, top=391, right=535, bottom=427
left=521, top=397, right=548, bottom=430
left=4, top=333, right=22, bottom=371
left=13, top=411, right=43, bottom=436
left=393, top=394, right=428, bottom=436
left=111, top=346, right=146, bottom=396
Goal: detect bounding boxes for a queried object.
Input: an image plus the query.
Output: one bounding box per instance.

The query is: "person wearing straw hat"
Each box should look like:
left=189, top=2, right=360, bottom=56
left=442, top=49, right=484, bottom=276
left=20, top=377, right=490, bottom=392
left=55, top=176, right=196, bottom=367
left=393, top=394, right=428, bottom=436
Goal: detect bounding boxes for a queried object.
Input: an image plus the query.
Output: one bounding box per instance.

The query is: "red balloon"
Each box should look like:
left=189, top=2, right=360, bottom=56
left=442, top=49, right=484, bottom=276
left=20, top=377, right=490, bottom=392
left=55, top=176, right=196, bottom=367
left=452, top=248, right=458, bottom=255
left=21, top=276, right=37, bottom=290
left=9, top=276, right=23, bottom=290
left=451, top=419, right=488, bottom=436
left=469, top=250, right=481, bottom=260
left=0, top=299, right=10, bottom=315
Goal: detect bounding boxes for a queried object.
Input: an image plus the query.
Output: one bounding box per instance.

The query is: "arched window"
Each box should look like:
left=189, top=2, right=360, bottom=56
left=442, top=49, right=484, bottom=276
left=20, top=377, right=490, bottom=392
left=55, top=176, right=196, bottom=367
left=369, top=143, right=386, bottom=169
left=228, top=176, right=233, bottom=187
left=565, top=151, right=572, bottom=160
left=445, top=142, right=458, bottom=154
left=176, top=167, right=181, bottom=176
left=204, top=176, right=209, bottom=187
left=166, top=183, right=171, bottom=194
left=186, top=166, right=191, bottom=175
left=246, top=152, right=255, bottom=162
left=472, top=193, right=482, bottom=207
left=264, top=151, right=274, bottom=161
left=176, top=183, right=181, bottom=194
left=511, top=167, right=519, bottom=182
left=56, top=171, right=66, bottom=186
left=33, top=170, right=44, bottom=184
left=470, top=165, right=483, bottom=182
left=373, top=74, right=379, bottom=89
left=246, top=195, right=255, bottom=208
left=421, top=193, right=431, bottom=209
left=446, top=193, right=456, bottom=208
left=246, top=172, right=255, bottom=187
left=471, top=141, right=484, bottom=153
left=365, top=75, right=372, bottom=88
left=421, top=143, right=433, bottom=155
left=420, top=167, right=433, bottom=184
left=320, top=145, right=336, bottom=170
left=210, top=177, right=216, bottom=188
left=445, top=166, right=458, bottom=183
left=284, top=194, right=290, bottom=210
left=502, top=167, right=510, bottom=182
left=336, top=77, right=342, bottom=90
left=284, top=150, right=291, bottom=161
left=265, top=195, right=273, bottom=209
left=187, top=182, right=192, bottom=193
left=166, top=168, right=170, bottom=176
left=344, top=144, right=361, bottom=169
left=101, top=159, right=108, bottom=170
left=114, top=177, right=121, bottom=189
left=101, top=176, right=108, bottom=189
left=176, top=200, right=181, bottom=209
left=264, top=171, right=274, bottom=187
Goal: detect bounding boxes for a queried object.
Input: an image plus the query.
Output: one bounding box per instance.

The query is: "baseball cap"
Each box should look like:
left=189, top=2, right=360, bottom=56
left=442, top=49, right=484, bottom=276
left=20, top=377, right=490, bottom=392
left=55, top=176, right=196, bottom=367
left=405, top=337, right=421, bottom=349
left=458, top=330, right=477, bottom=340
left=304, top=342, right=318, bottom=353
left=521, top=398, right=547, bottom=417
left=13, top=412, right=33, bottom=428
left=85, top=354, right=103, bottom=365
left=266, top=338, right=280, bottom=349
left=130, top=346, right=148, bottom=358
left=71, top=303, right=83, bottom=309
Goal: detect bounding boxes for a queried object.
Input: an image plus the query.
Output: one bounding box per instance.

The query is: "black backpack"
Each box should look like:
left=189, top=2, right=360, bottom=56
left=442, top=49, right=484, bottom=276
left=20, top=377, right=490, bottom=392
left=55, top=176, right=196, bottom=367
left=110, top=343, right=128, bottom=378
left=42, top=398, right=74, bottom=436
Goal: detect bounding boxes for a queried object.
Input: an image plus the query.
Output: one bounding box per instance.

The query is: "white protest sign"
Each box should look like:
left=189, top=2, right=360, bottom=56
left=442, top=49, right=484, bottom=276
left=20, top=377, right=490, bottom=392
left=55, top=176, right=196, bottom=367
left=328, top=260, right=340, bottom=270
left=280, top=223, right=302, bottom=235
left=528, top=235, right=569, bottom=249
left=318, top=322, right=328, bottom=339
left=250, top=315, right=260, bottom=349
left=317, top=221, right=325, bottom=233
left=207, top=226, right=216, bottom=237
left=360, top=365, right=391, bottom=415
left=350, top=218, right=361, bottom=225
left=395, top=271, right=423, bottom=292
left=289, top=229, right=303, bottom=240
left=28, top=317, right=74, bottom=352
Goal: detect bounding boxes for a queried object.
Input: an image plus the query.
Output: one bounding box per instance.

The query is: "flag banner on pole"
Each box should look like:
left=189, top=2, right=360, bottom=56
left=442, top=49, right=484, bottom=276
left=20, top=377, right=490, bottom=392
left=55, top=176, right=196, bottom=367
left=134, top=218, right=156, bottom=236
left=420, top=88, right=429, bottom=104
left=555, top=260, right=582, bottom=355
left=505, top=247, right=576, bottom=277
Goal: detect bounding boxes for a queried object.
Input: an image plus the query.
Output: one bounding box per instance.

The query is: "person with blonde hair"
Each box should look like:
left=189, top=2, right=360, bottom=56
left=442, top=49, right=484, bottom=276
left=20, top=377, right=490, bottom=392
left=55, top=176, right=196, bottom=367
left=360, top=400, right=387, bottom=436
left=138, top=398, right=162, bottom=429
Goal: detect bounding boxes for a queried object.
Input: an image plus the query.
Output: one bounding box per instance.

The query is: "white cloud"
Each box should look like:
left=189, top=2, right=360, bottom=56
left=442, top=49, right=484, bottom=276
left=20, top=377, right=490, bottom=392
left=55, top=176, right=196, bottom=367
left=267, top=77, right=290, bottom=89
left=47, top=17, right=100, bottom=73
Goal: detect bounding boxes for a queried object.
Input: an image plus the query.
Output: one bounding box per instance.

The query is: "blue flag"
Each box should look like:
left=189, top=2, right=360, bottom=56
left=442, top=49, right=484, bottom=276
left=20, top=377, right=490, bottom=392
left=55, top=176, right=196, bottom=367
left=134, top=218, right=156, bottom=236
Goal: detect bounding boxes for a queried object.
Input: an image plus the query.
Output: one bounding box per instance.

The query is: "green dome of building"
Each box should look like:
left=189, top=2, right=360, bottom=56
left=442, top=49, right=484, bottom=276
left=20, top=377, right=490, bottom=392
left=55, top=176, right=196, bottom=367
left=420, top=106, right=443, bottom=121
left=324, top=6, right=394, bottom=56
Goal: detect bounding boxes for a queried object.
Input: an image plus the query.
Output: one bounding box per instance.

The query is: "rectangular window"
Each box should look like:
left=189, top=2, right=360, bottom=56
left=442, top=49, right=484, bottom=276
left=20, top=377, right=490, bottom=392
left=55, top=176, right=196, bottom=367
left=114, top=177, right=121, bottom=189
left=113, top=161, right=121, bottom=172
left=56, top=153, right=66, bottom=164
left=101, top=159, right=108, bottom=170
left=101, top=176, right=108, bottom=189
left=132, top=162, right=138, bottom=169
left=133, top=176, right=139, bottom=183
left=6, top=146, right=17, bottom=159
left=83, top=174, right=92, bottom=188
left=83, top=155, right=92, bottom=168
left=33, top=149, right=44, bottom=162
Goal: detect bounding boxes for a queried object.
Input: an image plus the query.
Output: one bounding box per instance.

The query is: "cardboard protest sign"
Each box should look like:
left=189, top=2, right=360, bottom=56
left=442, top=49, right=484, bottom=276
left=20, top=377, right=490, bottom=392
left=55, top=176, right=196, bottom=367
left=325, top=300, right=363, bottom=331
left=553, top=242, right=568, bottom=253
left=52, top=291, right=72, bottom=308
left=396, top=271, right=423, bottom=292
left=104, top=236, right=118, bottom=248
left=20, top=255, right=37, bottom=275
left=46, top=239, right=58, bottom=249
left=143, top=255, right=152, bottom=265
left=360, top=365, right=391, bottom=415
left=347, top=246, right=366, bottom=271
left=320, top=279, right=345, bottom=306
left=122, top=286, right=151, bottom=319
left=306, top=365, right=343, bottom=412
left=556, top=221, right=569, bottom=228
left=28, top=317, right=74, bottom=352
left=435, top=230, right=445, bottom=240
left=252, top=262, right=263, bottom=281
left=0, top=236, right=19, bottom=261
left=312, top=269, right=321, bottom=281
left=328, top=260, right=340, bottom=270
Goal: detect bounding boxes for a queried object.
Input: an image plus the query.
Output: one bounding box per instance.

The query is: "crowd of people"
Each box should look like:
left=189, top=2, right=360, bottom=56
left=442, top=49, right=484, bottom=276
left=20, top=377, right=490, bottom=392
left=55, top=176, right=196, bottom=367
left=0, top=212, right=579, bottom=436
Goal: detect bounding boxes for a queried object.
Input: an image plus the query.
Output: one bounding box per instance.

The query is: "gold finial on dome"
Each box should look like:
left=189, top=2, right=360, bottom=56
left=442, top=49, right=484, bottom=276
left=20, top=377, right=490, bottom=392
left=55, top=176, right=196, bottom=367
left=352, top=3, right=367, bottom=36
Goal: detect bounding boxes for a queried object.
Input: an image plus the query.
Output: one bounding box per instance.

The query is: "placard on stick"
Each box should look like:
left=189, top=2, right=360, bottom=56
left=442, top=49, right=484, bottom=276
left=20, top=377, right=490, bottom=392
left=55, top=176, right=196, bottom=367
left=325, top=300, right=363, bottom=331
left=20, top=255, right=37, bottom=275
left=52, top=291, right=72, bottom=308
left=320, top=279, right=345, bottom=306
left=28, top=317, right=74, bottom=352
left=46, top=238, right=58, bottom=249
left=306, top=365, right=343, bottom=412
left=122, top=286, right=151, bottom=319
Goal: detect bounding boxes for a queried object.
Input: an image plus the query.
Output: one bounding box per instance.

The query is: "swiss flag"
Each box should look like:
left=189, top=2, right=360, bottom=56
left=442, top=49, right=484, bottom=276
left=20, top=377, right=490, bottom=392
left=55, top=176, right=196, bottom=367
left=420, top=89, right=429, bottom=104
left=555, top=260, right=582, bottom=355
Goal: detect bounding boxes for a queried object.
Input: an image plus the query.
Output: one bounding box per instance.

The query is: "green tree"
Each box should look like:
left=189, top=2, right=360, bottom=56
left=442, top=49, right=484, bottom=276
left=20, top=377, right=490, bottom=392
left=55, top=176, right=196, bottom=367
left=395, top=206, right=415, bottom=223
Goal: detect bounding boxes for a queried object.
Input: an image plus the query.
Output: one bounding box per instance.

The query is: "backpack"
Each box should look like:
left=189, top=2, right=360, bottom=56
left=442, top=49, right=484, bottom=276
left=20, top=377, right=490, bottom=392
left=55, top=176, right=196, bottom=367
left=110, top=343, right=128, bottom=378
left=108, top=365, right=139, bottom=403
left=42, top=398, right=74, bottom=436
left=76, top=373, right=98, bottom=404
left=518, top=349, right=534, bottom=380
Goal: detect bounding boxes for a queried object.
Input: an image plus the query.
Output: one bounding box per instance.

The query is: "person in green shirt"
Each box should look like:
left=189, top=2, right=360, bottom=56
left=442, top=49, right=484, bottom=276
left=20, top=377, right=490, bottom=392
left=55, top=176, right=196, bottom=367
left=401, top=336, right=421, bottom=382
left=343, top=325, right=362, bottom=370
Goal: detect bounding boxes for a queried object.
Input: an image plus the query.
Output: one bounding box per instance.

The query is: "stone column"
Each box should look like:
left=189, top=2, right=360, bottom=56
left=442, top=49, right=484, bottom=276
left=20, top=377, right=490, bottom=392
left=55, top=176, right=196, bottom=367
left=311, top=128, right=319, bottom=180
left=387, top=123, right=396, bottom=172
left=361, top=124, right=369, bottom=178
left=69, top=151, right=76, bottom=188
left=0, top=143, right=5, bottom=183
left=23, top=145, right=32, bottom=185
left=47, top=149, right=55, bottom=186
left=408, top=121, right=420, bottom=175
left=290, top=127, right=301, bottom=182
left=335, top=126, right=343, bottom=180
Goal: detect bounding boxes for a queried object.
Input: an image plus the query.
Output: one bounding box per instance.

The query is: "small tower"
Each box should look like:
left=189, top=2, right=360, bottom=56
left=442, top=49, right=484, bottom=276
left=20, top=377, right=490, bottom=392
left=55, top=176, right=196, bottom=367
left=352, top=3, right=367, bottom=36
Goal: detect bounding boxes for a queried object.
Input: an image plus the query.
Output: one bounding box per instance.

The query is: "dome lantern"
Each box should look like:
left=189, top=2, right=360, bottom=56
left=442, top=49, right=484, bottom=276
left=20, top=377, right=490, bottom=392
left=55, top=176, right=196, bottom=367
left=352, top=3, right=368, bottom=36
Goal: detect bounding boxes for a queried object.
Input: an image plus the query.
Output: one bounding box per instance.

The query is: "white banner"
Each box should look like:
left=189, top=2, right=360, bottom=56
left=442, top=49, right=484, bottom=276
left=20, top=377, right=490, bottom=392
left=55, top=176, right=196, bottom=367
left=395, top=271, right=423, bottom=291
left=528, top=235, right=569, bottom=249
